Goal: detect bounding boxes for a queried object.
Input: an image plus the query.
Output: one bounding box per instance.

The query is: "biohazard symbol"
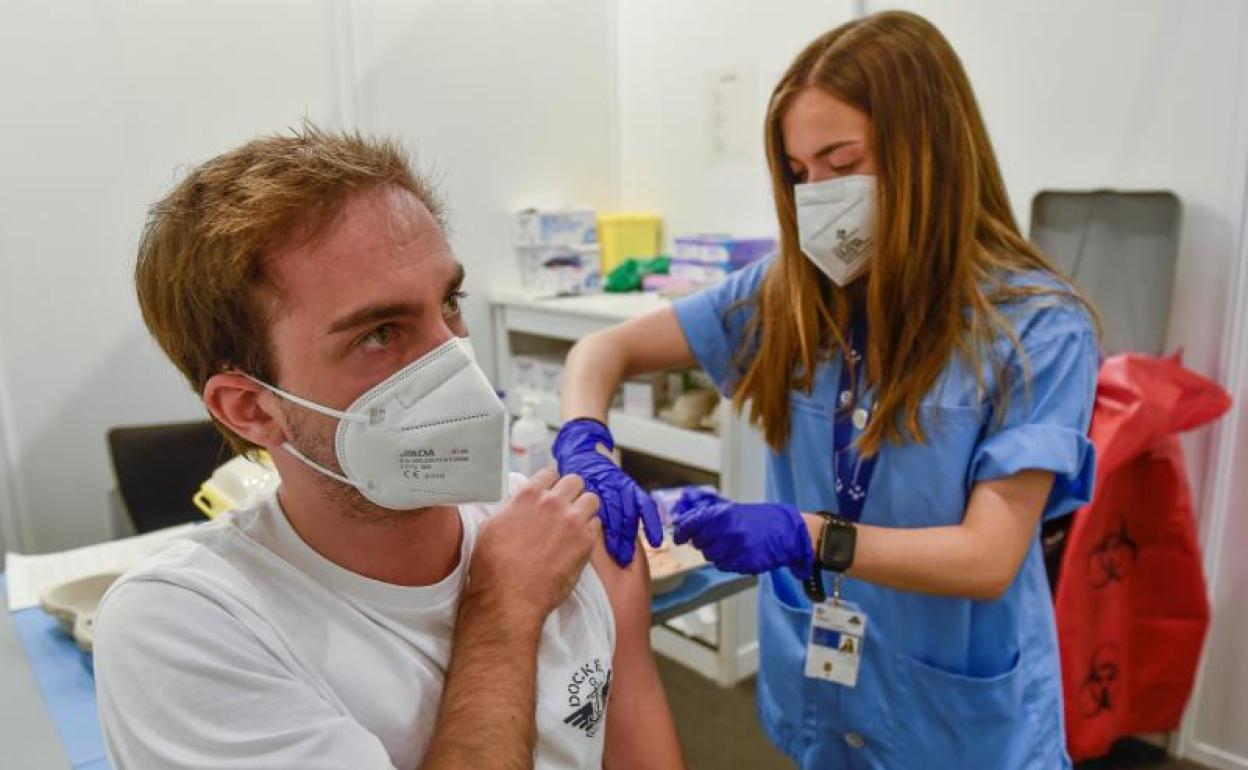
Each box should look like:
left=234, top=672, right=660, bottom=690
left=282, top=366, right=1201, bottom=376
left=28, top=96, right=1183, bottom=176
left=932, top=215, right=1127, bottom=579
left=1088, top=517, right=1139, bottom=589
left=1079, top=644, right=1120, bottom=718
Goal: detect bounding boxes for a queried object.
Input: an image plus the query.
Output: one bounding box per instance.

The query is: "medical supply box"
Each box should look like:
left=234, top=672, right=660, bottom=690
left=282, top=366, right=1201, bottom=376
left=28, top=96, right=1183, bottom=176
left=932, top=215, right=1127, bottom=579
left=598, top=212, right=661, bottom=273
left=670, top=234, right=775, bottom=285
left=513, top=208, right=600, bottom=294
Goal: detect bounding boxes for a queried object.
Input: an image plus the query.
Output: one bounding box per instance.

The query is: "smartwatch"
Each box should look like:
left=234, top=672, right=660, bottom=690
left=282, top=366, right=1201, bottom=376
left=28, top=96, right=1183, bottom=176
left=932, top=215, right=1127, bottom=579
left=815, top=512, right=857, bottom=573
left=802, top=512, right=857, bottom=602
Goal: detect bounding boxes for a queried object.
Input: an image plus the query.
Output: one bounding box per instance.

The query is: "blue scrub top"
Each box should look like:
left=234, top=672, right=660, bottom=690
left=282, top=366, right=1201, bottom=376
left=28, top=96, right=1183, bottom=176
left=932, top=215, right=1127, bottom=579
left=673, top=256, right=1098, bottom=770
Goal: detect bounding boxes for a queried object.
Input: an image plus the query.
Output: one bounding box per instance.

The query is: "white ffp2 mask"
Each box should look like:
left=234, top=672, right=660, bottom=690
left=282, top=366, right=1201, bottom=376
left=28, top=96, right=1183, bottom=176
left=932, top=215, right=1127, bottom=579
left=250, top=337, right=509, bottom=509
left=795, top=175, right=876, bottom=286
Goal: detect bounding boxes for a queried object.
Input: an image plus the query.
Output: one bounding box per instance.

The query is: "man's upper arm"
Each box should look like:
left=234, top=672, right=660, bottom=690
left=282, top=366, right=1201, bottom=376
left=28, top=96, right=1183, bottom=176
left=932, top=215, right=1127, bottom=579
left=590, top=542, right=685, bottom=769
left=589, top=541, right=651, bottom=653
left=95, top=578, right=394, bottom=770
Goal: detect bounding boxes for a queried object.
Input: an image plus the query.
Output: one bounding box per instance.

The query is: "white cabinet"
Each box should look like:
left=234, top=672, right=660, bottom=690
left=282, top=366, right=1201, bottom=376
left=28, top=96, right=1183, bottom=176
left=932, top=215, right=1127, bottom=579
left=488, top=290, right=766, bottom=685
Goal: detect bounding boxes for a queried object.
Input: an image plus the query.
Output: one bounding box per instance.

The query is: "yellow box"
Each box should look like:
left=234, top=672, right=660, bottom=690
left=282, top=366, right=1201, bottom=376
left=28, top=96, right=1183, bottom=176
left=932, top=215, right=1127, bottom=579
left=598, top=212, right=661, bottom=273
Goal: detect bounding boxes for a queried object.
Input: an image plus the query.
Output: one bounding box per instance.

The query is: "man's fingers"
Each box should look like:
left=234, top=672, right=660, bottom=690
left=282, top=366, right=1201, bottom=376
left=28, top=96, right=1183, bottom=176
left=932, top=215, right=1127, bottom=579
left=529, top=465, right=559, bottom=490
left=551, top=471, right=587, bottom=503
left=572, top=490, right=600, bottom=521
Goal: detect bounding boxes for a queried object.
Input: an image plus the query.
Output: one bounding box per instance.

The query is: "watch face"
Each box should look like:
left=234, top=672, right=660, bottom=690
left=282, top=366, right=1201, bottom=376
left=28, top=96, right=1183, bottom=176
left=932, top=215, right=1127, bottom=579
left=819, top=519, right=855, bottom=572
left=819, top=525, right=838, bottom=563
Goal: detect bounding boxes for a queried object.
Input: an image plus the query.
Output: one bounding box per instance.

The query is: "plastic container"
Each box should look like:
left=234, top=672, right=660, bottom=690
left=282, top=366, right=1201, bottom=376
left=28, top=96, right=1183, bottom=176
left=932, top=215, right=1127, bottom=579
left=598, top=212, right=661, bottom=273
left=1029, top=190, right=1179, bottom=356
left=40, top=572, right=122, bottom=652
left=192, top=452, right=280, bottom=518
left=509, top=396, right=553, bottom=476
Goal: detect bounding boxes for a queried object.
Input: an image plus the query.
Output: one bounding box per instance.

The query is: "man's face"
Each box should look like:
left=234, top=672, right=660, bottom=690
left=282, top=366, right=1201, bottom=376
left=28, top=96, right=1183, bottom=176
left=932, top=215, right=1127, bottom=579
left=260, top=185, right=468, bottom=517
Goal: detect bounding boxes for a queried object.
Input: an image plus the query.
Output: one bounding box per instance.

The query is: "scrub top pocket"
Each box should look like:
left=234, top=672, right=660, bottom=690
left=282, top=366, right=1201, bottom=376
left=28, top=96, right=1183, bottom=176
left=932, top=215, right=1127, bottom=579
left=893, top=651, right=1059, bottom=770
left=755, top=574, right=819, bottom=757
left=758, top=574, right=904, bottom=770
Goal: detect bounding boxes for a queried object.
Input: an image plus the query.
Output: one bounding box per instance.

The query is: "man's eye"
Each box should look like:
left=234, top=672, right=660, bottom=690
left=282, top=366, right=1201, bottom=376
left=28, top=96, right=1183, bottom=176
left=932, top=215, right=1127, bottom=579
left=442, top=291, right=468, bottom=319
left=359, top=324, right=396, bottom=349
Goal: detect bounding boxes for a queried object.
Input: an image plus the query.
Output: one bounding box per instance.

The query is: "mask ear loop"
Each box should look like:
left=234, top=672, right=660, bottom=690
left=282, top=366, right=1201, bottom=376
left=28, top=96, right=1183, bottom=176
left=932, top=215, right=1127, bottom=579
left=237, top=372, right=369, bottom=489
left=240, top=375, right=367, bottom=423
left=278, top=440, right=358, bottom=487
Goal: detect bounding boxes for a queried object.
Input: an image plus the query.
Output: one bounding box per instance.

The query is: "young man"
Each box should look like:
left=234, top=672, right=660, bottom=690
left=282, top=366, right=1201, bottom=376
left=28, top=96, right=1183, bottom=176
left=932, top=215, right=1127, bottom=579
left=94, top=127, right=684, bottom=769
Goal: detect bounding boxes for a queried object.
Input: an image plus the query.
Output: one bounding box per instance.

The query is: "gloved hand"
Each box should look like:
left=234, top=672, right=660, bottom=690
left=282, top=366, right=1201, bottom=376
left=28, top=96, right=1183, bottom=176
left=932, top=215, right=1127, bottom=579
left=552, top=418, right=663, bottom=567
left=671, top=489, right=814, bottom=580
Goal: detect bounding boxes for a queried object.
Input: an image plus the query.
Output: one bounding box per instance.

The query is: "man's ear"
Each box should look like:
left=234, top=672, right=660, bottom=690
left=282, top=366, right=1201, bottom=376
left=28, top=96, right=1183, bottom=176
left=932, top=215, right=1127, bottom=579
left=203, top=372, right=287, bottom=450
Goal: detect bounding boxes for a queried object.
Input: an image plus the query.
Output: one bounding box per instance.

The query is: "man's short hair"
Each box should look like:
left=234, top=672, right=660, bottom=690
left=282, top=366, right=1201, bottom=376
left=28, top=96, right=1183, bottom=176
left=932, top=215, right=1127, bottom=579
left=135, top=124, right=444, bottom=455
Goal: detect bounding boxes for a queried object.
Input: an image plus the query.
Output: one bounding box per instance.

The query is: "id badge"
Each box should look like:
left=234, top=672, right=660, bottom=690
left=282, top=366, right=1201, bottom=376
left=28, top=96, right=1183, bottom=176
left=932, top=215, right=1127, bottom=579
left=804, top=600, right=867, bottom=687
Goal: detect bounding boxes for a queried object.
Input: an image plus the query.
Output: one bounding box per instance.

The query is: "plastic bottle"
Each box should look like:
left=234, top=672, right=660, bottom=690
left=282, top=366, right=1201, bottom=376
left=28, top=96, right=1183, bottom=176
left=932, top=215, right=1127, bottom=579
left=509, top=396, right=553, bottom=476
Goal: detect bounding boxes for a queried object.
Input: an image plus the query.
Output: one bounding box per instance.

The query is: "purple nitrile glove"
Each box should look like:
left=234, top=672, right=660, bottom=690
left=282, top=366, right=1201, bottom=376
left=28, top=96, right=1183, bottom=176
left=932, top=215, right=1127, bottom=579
left=671, top=489, right=815, bottom=580
left=552, top=418, right=663, bottom=567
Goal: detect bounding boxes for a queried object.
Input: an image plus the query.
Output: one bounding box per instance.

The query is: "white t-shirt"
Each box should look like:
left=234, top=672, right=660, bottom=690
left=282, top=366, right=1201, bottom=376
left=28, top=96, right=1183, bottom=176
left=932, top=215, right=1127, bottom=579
left=94, top=477, right=616, bottom=770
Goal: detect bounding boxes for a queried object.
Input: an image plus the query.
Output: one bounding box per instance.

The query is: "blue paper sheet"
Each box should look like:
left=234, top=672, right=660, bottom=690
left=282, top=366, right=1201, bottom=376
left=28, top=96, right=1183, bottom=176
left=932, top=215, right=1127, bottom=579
left=2, top=574, right=107, bottom=769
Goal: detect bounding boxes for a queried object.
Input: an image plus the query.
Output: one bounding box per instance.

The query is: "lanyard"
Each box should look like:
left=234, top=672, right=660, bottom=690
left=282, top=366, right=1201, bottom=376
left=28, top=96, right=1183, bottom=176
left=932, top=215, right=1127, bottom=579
left=833, top=319, right=877, bottom=522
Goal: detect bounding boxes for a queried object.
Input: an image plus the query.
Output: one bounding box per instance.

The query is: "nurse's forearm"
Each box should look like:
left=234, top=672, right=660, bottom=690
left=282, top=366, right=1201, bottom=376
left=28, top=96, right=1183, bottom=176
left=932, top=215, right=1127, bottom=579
left=803, top=470, right=1054, bottom=601
left=561, top=330, right=629, bottom=421
left=561, top=308, right=698, bottom=423
left=843, top=522, right=1014, bottom=600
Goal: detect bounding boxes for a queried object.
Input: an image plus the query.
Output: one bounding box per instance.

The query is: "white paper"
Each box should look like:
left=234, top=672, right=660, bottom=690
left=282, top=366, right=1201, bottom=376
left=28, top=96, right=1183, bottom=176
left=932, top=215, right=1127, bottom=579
left=707, top=65, right=756, bottom=166
left=4, top=523, right=198, bottom=611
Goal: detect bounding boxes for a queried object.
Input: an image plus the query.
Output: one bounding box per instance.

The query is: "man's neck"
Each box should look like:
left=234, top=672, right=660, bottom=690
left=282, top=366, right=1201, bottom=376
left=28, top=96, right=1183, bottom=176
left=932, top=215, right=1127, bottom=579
left=276, top=482, right=464, bottom=588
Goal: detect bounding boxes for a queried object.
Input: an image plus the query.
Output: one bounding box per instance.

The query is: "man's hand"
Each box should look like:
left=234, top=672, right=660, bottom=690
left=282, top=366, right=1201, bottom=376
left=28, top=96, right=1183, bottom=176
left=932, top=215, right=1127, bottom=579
left=467, top=467, right=601, bottom=630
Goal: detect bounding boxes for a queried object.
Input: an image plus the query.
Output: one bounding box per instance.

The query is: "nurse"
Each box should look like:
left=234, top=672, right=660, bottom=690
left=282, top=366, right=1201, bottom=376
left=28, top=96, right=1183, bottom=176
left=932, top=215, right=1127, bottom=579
left=553, top=10, right=1099, bottom=769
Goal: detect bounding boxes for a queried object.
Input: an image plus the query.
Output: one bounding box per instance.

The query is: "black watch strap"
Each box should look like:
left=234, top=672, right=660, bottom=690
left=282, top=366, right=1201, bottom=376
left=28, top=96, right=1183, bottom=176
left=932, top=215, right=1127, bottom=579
left=803, top=561, right=826, bottom=603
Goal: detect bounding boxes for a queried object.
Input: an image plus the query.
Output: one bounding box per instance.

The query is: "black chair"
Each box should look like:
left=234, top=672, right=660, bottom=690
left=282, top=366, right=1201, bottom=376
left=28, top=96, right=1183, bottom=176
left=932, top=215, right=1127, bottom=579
left=106, top=420, right=233, bottom=533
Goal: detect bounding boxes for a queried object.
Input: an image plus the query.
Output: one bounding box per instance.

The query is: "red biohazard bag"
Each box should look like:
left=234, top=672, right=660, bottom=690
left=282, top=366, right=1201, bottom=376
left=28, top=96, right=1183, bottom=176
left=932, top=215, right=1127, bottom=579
left=1055, top=353, right=1231, bottom=760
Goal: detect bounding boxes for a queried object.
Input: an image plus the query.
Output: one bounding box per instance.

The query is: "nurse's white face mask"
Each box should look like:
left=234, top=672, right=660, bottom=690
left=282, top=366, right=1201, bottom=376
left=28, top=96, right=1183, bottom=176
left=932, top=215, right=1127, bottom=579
left=795, top=174, right=876, bottom=287
left=248, top=336, right=509, bottom=510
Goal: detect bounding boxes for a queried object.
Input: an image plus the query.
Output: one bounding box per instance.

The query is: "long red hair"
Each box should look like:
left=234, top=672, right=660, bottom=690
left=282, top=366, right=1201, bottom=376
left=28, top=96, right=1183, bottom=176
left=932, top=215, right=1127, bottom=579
left=734, top=11, right=1095, bottom=453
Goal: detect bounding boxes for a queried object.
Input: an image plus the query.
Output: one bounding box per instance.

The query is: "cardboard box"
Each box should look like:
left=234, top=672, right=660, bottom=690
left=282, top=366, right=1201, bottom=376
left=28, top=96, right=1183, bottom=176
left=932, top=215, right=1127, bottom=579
left=621, top=378, right=660, bottom=418
left=513, top=208, right=598, bottom=248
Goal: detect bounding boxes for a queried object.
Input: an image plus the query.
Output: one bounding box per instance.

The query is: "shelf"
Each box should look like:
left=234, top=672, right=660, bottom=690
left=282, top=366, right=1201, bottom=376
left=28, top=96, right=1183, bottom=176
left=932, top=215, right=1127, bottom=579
left=506, top=391, right=721, bottom=474
left=490, top=290, right=672, bottom=342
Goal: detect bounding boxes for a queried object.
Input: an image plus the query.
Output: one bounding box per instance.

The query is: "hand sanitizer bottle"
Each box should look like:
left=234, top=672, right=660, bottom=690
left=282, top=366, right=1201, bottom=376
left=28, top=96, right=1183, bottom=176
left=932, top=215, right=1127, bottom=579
left=509, top=395, right=553, bottom=476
